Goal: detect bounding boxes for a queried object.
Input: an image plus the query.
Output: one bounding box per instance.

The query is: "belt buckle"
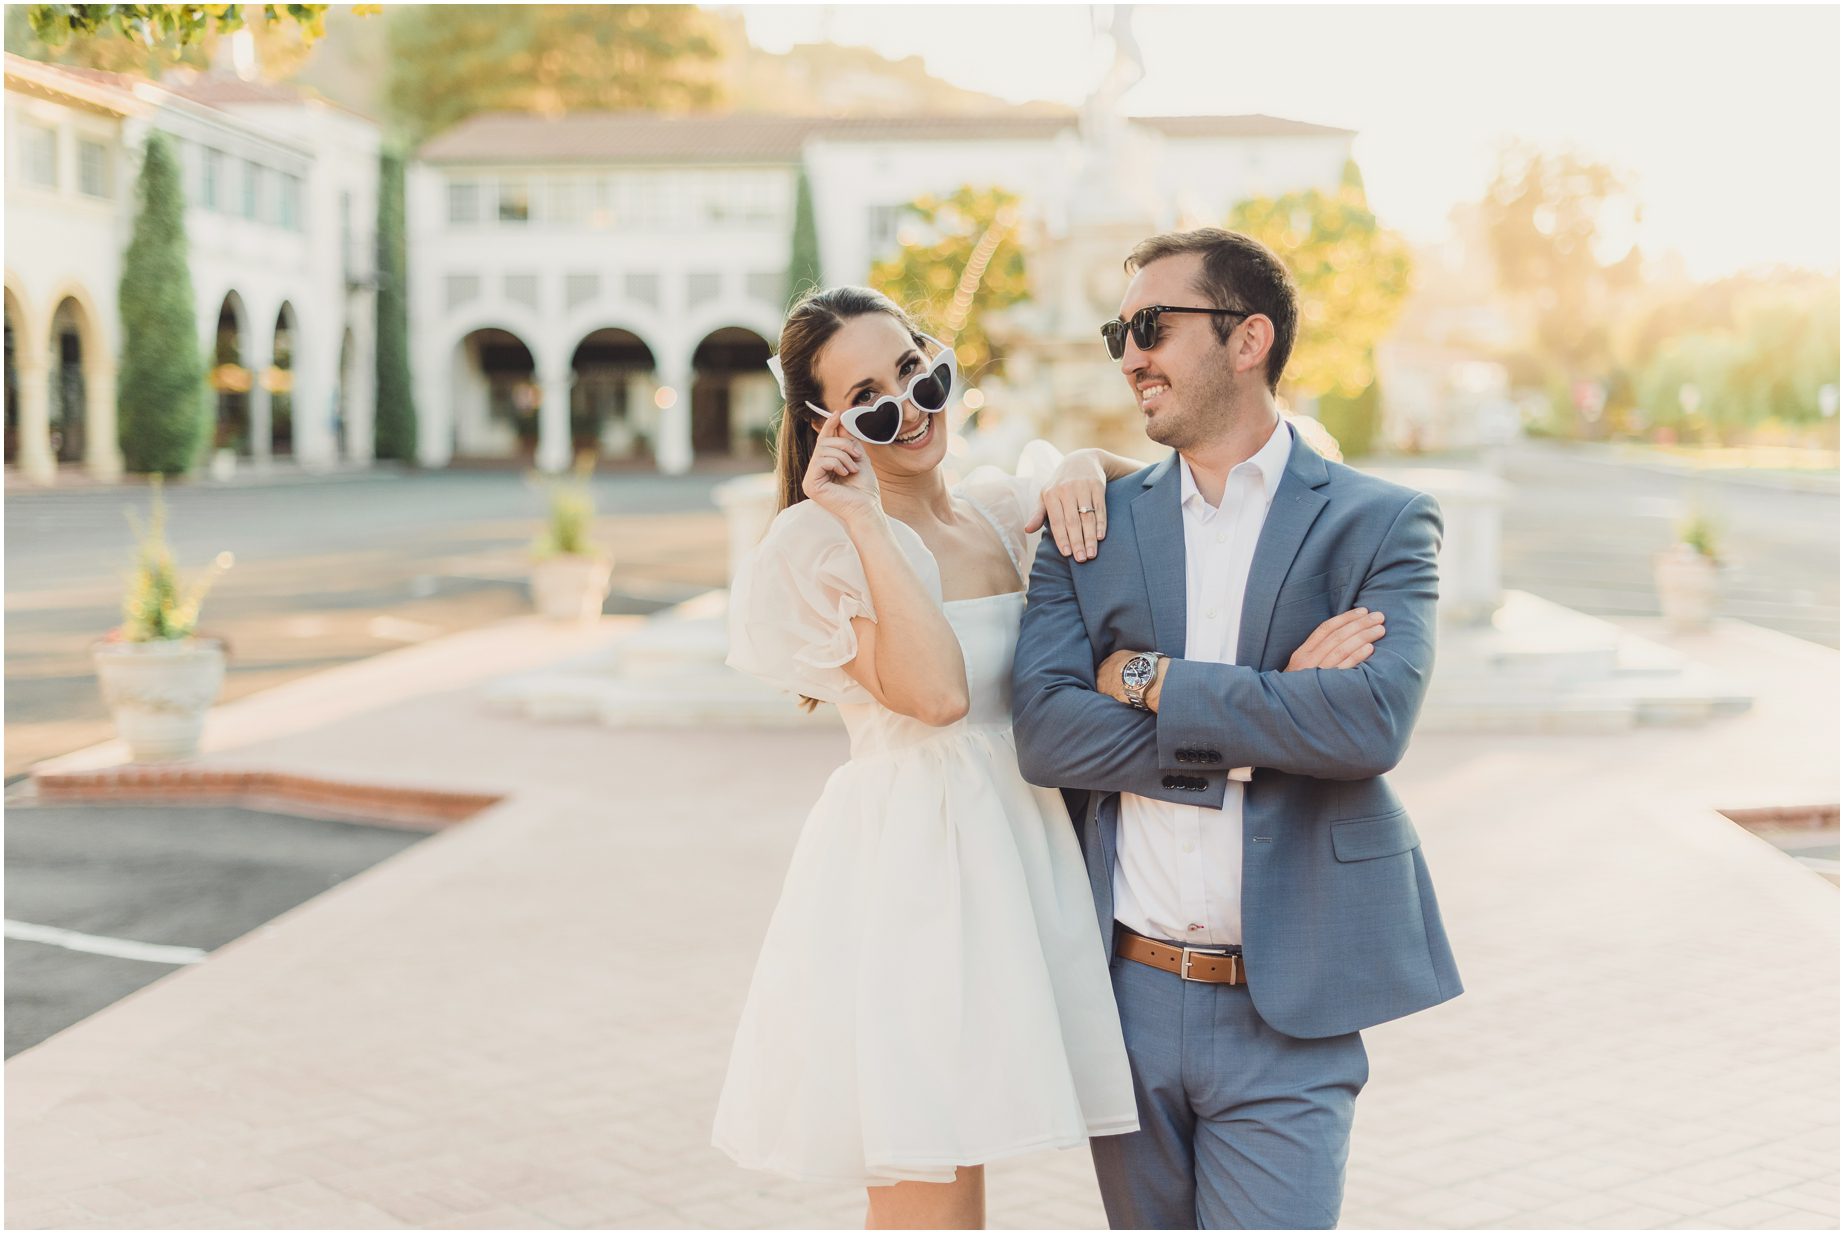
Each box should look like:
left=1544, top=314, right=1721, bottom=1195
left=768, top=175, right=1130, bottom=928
left=1179, top=944, right=1230, bottom=982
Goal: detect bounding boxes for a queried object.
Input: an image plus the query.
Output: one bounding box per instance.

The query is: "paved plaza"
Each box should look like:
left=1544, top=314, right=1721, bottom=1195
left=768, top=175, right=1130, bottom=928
left=3, top=597, right=1836, bottom=1230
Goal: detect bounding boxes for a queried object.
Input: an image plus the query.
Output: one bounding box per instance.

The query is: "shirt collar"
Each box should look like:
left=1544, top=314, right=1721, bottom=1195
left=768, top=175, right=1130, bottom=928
left=1178, top=417, right=1294, bottom=512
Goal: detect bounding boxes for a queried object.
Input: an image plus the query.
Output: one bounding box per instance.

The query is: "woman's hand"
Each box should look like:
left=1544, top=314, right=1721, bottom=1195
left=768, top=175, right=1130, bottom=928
left=1285, top=608, right=1385, bottom=671
left=802, top=411, right=880, bottom=521
left=1027, top=448, right=1110, bottom=563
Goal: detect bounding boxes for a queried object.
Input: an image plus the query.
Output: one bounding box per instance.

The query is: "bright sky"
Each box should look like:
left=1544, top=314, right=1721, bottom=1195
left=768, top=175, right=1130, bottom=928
left=735, top=4, right=1840, bottom=281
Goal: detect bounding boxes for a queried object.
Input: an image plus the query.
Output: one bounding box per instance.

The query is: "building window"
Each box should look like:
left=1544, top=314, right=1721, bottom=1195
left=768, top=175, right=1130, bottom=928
left=687, top=270, right=722, bottom=309
left=77, top=138, right=111, bottom=198
left=548, top=176, right=588, bottom=226
left=241, top=160, right=260, bottom=220
left=497, top=179, right=530, bottom=224
left=444, top=273, right=482, bottom=313
left=611, top=175, right=665, bottom=229
left=503, top=272, right=540, bottom=310
left=565, top=272, right=600, bottom=310
left=448, top=180, right=481, bottom=225
left=203, top=149, right=223, bottom=211
left=745, top=270, right=782, bottom=305
left=279, top=174, right=302, bottom=230
left=867, top=203, right=912, bottom=260
left=22, top=122, right=58, bottom=189
left=623, top=271, right=660, bottom=308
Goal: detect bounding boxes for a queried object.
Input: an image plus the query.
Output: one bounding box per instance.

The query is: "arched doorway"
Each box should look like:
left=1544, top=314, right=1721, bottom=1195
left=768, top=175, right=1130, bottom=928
left=4, top=292, right=20, bottom=466
left=690, top=327, right=774, bottom=460
left=569, top=328, right=657, bottom=462
left=268, top=302, right=297, bottom=457
left=48, top=298, right=89, bottom=464
left=336, top=325, right=357, bottom=460
left=212, top=292, right=251, bottom=456
left=451, top=327, right=538, bottom=460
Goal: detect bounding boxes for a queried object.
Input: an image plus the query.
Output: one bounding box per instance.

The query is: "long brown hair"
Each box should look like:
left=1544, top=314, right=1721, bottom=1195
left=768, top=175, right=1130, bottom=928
left=770, top=286, right=930, bottom=512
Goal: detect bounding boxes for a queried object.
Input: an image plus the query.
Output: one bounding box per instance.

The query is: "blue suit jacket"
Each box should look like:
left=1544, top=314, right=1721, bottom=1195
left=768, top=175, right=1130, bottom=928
left=1011, top=422, right=1463, bottom=1039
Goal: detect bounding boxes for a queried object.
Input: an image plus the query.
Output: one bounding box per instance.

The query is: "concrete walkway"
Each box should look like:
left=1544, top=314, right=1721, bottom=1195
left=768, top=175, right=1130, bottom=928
left=5, top=612, right=1837, bottom=1230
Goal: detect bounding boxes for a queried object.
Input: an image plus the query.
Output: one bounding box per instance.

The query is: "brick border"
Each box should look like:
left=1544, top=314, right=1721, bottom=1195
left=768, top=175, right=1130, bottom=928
left=28, top=767, right=502, bottom=830
left=1721, top=803, right=1841, bottom=831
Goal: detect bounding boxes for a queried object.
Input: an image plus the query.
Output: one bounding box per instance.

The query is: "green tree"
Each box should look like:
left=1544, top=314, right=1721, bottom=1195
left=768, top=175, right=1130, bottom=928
left=1228, top=159, right=1412, bottom=455
left=868, top=185, right=1027, bottom=382
left=1637, top=281, right=1842, bottom=443
left=12, top=4, right=374, bottom=98
left=117, top=132, right=208, bottom=475
left=384, top=5, right=720, bottom=145
left=23, top=4, right=351, bottom=50
left=785, top=168, right=822, bottom=310
left=373, top=148, right=417, bottom=463
left=1480, top=146, right=1644, bottom=434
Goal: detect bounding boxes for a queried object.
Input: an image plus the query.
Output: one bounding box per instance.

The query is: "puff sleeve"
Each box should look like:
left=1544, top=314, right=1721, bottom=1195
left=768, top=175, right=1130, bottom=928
left=955, top=438, right=1067, bottom=571
left=725, top=502, right=878, bottom=705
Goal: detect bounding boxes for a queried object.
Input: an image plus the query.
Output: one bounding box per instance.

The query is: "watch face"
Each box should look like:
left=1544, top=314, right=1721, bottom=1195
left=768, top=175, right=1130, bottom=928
left=1122, top=655, right=1155, bottom=689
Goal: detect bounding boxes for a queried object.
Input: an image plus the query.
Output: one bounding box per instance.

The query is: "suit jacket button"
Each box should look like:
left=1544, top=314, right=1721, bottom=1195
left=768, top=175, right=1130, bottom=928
left=1161, top=776, right=1177, bottom=789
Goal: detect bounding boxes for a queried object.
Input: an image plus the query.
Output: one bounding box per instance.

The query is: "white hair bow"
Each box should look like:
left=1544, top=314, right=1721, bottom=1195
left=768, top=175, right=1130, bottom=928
left=766, top=354, right=788, bottom=399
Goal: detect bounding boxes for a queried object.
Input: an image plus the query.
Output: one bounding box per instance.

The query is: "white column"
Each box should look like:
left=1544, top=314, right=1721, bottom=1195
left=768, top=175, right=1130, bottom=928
left=248, top=341, right=274, bottom=464
left=84, top=359, right=123, bottom=481
left=16, top=361, right=57, bottom=484
left=654, top=362, right=692, bottom=476
left=535, top=365, right=573, bottom=473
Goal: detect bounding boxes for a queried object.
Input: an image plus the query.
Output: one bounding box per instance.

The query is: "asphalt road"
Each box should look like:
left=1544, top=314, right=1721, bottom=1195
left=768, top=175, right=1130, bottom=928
left=3, top=802, right=434, bottom=1058
left=1496, top=442, right=1839, bottom=649
left=3, top=468, right=733, bottom=776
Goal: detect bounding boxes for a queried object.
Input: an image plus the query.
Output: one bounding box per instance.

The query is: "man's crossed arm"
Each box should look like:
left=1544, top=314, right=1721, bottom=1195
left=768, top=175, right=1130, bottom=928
left=1012, top=491, right=1442, bottom=801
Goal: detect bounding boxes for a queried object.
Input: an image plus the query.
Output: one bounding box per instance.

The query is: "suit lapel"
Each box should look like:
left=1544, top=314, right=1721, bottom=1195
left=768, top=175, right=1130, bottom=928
left=1238, top=423, right=1332, bottom=667
left=1131, top=453, right=1188, bottom=657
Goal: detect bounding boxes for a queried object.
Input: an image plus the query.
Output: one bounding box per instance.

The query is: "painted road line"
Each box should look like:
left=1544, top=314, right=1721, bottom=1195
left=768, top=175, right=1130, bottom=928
left=3, top=919, right=208, bottom=965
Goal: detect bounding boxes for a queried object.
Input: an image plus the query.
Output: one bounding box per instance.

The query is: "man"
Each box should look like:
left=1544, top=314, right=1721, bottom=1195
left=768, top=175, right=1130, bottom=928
left=1012, top=228, right=1462, bottom=1230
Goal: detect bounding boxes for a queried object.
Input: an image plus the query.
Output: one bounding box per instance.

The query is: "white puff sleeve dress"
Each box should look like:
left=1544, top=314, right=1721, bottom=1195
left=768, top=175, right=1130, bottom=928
left=712, top=455, right=1138, bottom=1187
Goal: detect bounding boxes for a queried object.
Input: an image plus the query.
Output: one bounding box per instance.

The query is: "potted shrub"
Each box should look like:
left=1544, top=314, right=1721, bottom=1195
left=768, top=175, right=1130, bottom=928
left=1654, top=509, right=1723, bottom=631
left=91, top=477, right=234, bottom=760
left=529, top=454, right=612, bottom=623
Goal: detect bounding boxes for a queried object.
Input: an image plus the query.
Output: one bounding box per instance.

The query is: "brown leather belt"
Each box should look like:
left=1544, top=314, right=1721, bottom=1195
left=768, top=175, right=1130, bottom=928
left=1117, top=930, right=1246, bottom=985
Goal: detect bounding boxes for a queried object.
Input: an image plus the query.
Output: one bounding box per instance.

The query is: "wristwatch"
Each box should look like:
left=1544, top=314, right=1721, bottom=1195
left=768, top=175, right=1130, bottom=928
left=1121, top=652, right=1164, bottom=710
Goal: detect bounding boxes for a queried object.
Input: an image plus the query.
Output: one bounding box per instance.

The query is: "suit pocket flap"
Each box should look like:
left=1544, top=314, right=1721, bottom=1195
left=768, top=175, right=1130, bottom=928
left=1331, top=808, right=1420, bottom=861
left=1273, top=564, right=1362, bottom=612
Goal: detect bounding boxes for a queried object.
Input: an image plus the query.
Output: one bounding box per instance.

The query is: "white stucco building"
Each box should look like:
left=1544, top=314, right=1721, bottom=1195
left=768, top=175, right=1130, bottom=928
left=3, top=53, right=379, bottom=484
left=5, top=64, right=1351, bottom=484
left=407, top=111, right=1354, bottom=475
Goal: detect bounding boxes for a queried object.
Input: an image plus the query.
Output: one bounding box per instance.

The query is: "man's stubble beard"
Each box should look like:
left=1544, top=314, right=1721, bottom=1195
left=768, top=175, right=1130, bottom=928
left=1144, top=357, right=1240, bottom=453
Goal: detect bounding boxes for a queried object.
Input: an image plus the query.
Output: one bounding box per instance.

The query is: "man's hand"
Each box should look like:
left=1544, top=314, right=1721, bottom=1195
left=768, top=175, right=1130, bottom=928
left=1286, top=608, right=1385, bottom=672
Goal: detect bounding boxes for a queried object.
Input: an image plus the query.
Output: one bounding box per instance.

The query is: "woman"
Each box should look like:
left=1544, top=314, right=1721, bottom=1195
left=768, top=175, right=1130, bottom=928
left=712, top=287, right=1146, bottom=1229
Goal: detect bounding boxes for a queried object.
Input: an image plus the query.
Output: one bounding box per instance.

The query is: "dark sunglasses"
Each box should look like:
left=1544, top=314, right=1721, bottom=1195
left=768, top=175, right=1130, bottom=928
left=1100, top=305, right=1253, bottom=361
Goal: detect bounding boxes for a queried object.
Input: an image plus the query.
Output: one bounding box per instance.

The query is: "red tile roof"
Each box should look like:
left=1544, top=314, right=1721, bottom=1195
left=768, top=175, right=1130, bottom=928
left=416, top=110, right=1353, bottom=164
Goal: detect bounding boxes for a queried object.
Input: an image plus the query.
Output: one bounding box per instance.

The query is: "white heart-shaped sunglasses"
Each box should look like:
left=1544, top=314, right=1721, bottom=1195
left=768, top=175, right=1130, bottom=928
left=797, top=335, right=959, bottom=446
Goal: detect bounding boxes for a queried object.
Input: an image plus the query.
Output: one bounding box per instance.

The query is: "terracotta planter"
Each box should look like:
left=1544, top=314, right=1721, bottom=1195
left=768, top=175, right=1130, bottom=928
left=530, top=553, right=612, bottom=623
left=91, top=635, right=228, bottom=761
left=1654, top=544, right=1721, bottom=631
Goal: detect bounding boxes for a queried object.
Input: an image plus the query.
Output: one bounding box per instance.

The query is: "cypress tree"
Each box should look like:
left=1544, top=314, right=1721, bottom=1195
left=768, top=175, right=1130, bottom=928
left=785, top=167, right=821, bottom=310
left=373, top=147, right=418, bottom=462
left=117, top=131, right=208, bottom=475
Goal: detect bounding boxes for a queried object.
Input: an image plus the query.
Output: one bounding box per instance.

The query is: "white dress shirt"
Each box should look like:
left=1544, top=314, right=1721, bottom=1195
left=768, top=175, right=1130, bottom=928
left=1114, top=417, right=1293, bottom=947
